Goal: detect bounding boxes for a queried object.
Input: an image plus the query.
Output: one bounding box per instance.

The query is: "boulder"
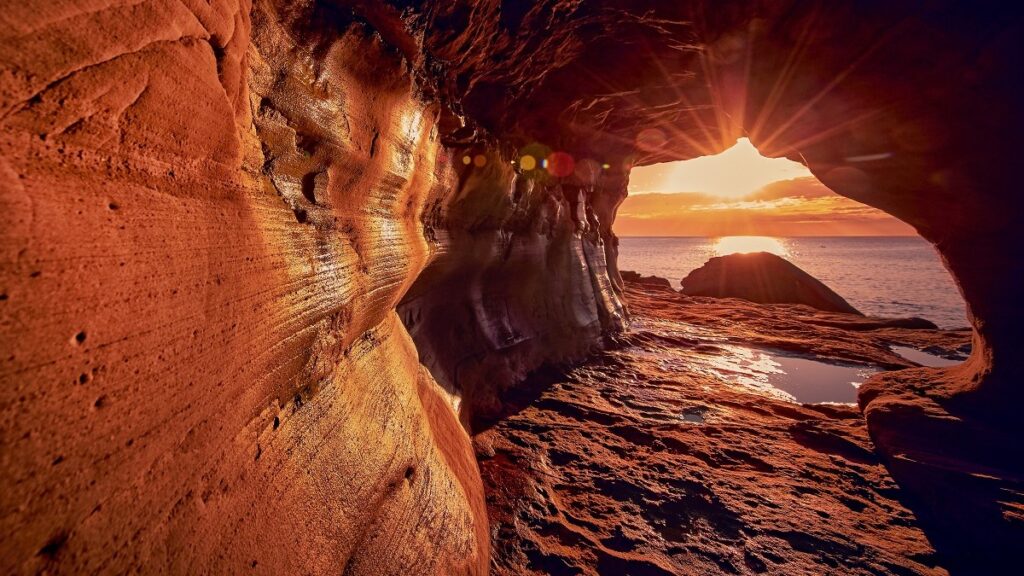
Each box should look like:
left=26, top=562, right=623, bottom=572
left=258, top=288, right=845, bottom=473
left=681, top=252, right=862, bottom=315
left=620, top=270, right=674, bottom=289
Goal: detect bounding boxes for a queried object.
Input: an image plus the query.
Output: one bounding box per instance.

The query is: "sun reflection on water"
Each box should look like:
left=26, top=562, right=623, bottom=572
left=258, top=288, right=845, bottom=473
left=714, top=236, right=789, bottom=257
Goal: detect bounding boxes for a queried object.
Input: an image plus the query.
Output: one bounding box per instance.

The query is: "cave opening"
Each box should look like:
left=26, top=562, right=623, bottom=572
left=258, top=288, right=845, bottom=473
left=617, top=137, right=970, bottom=328
left=613, top=136, right=971, bottom=403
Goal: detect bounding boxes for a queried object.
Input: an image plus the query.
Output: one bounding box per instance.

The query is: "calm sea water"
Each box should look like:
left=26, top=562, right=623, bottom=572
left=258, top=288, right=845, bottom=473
left=617, top=236, right=969, bottom=329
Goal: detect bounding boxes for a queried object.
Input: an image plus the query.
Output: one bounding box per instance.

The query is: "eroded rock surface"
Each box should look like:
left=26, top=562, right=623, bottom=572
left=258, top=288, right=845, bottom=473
left=478, top=280, right=969, bottom=575
left=0, top=1, right=500, bottom=572
left=0, top=0, right=631, bottom=572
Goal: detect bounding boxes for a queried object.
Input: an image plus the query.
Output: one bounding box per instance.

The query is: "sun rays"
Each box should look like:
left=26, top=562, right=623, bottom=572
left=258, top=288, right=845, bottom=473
left=556, top=4, right=905, bottom=173
left=628, top=137, right=812, bottom=197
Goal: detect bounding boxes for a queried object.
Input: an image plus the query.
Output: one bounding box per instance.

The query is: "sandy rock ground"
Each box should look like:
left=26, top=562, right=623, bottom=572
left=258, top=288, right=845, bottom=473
left=476, top=281, right=970, bottom=575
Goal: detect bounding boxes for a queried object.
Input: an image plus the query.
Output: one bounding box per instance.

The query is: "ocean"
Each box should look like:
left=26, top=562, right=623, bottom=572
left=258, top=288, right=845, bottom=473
left=617, top=236, right=969, bottom=329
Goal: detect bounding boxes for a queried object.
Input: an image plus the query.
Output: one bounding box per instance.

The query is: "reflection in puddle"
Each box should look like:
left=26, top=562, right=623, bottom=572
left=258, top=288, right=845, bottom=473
left=628, top=318, right=887, bottom=404
left=627, top=320, right=879, bottom=405
left=766, top=354, right=877, bottom=404
left=891, top=345, right=964, bottom=368
left=679, top=407, right=707, bottom=424
left=702, top=346, right=878, bottom=404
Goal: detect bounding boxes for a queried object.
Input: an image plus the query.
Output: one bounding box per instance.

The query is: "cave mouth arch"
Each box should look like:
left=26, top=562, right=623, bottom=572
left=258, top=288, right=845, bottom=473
left=578, top=54, right=1022, bottom=561
left=613, top=136, right=970, bottom=332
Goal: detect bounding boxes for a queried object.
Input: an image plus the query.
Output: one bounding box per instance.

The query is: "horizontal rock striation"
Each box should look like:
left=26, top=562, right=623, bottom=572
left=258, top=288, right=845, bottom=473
left=0, top=1, right=482, bottom=573
left=2, top=0, right=1023, bottom=573
left=0, top=0, right=628, bottom=573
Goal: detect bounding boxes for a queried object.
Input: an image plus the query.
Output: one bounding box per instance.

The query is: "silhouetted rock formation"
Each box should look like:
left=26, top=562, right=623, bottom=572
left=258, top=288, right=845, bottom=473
left=681, top=252, right=862, bottom=314
left=2, top=0, right=1022, bottom=573
left=620, top=270, right=674, bottom=290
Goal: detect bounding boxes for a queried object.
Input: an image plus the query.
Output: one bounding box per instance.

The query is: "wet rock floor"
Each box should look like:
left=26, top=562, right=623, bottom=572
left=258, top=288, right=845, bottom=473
left=475, top=282, right=970, bottom=575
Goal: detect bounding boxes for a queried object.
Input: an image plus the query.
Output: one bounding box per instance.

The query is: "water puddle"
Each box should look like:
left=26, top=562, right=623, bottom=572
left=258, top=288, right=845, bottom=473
left=627, top=317, right=880, bottom=404
left=761, top=353, right=878, bottom=404
left=699, top=346, right=878, bottom=404
left=679, top=406, right=708, bottom=424
left=891, top=345, right=964, bottom=368
left=629, top=337, right=878, bottom=404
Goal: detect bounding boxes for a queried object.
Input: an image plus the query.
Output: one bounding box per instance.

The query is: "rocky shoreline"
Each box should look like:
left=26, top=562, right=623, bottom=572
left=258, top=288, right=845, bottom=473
left=477, top=278, right=970, bottom=575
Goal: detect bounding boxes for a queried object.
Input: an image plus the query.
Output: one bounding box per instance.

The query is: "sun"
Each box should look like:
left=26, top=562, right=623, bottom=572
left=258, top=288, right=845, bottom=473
left=714, top=236, right=789, bottom=257
left=628, top=137, right=813, bottom=197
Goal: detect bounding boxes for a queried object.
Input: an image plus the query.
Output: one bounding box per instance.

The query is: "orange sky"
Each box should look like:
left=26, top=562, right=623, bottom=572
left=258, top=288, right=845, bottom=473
left=617, top=139, right=915, bottom=237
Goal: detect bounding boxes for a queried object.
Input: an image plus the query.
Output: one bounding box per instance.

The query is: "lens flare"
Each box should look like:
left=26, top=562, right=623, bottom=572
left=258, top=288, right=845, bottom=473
left=520, top=143, right=552, bottom=171
left=546, top=152, right=575, bottom=178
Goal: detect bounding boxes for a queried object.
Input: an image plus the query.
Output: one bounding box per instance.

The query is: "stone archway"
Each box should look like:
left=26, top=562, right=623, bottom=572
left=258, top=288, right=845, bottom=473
left=411, top=0, right=1024, bottom=566
left=716, top=9, right=1024, bottom=564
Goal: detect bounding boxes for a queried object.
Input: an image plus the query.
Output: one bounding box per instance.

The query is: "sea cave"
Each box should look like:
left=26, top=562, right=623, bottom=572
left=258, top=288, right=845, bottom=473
left=1, top=1, right=1022, bottom=574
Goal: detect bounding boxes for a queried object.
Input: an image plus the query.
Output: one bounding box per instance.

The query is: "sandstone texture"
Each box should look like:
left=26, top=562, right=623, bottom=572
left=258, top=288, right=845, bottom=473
left=2, top=0, right=1023, bottom=573
left=478, top=280, right=970, bottom=575
left=681, top=252, right=862, bottom=315
left=1, top=2, right=494, bottom=573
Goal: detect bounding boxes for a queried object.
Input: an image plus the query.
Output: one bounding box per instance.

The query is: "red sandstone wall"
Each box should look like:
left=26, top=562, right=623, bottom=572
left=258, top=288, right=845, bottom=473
left=0, top=0, right=630, bottom=572
left=0, top=1, right=464, bottom=572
